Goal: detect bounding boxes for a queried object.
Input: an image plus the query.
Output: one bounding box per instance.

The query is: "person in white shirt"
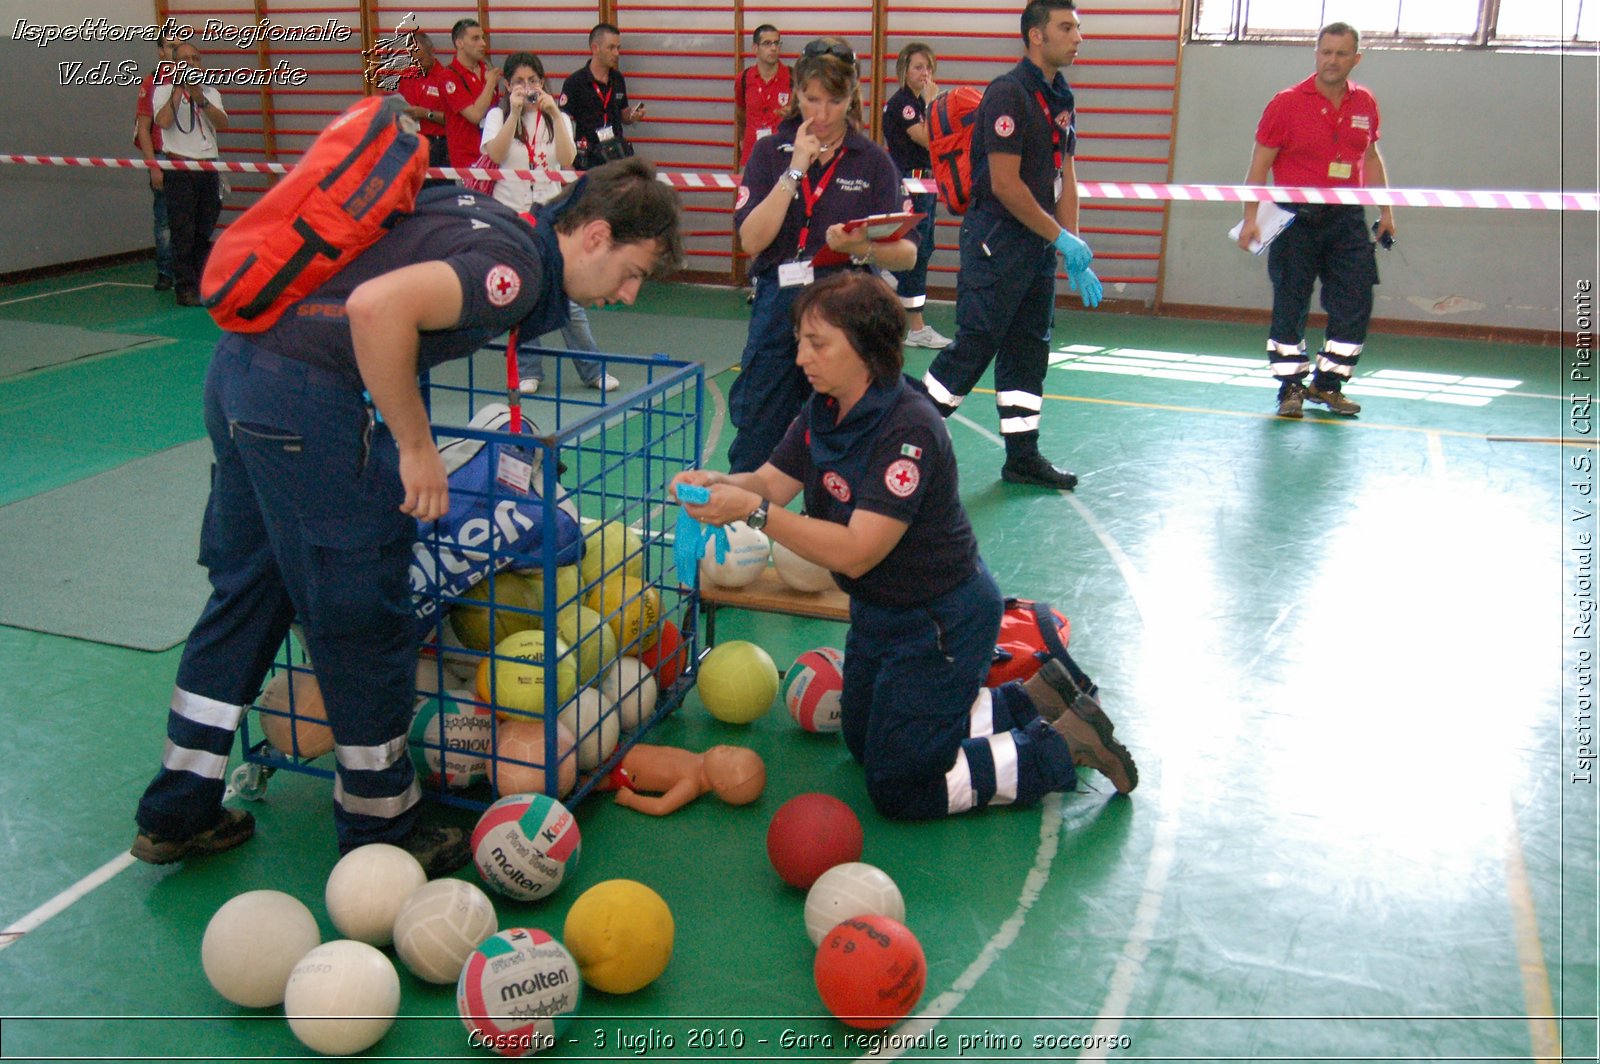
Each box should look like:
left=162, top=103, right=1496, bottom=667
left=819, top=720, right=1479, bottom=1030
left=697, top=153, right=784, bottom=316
left=482, top=52, right=617, bottom=392
left=153, top=41, right=228, bottom=307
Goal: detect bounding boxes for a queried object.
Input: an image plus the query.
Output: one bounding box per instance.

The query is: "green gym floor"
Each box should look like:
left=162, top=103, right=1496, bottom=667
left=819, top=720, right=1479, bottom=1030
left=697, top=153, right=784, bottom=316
left=0, top=261, right=1594, bottom=1062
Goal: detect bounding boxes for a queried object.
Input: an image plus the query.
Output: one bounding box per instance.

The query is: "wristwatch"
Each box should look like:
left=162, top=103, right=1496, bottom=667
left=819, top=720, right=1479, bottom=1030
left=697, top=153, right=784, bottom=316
left=779, top=167, right=804, bottom=196
left=745, top=498, right=771, bottom=531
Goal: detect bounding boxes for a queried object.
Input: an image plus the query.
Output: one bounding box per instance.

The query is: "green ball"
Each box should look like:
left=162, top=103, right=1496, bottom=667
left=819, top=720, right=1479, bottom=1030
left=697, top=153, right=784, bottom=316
left=449, top=572, right=539, bottom=652
left=579, top=518, right=643, bottom=591
left=517, top=563, right=582, bottom=638
left=558, top=605, right=619, bottom=688
left=697, top=641, right=779, bottom=724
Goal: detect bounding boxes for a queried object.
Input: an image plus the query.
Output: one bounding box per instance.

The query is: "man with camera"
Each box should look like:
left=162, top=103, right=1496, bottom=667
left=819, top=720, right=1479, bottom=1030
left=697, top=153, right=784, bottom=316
left=151, top=41, right=228, bottom=307
left=561, top=23, right=645, bottom=170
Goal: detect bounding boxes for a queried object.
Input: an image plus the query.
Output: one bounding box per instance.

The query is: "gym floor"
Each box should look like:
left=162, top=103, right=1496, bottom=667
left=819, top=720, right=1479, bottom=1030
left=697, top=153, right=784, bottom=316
left=0, top=262, right=1592, bottom=1062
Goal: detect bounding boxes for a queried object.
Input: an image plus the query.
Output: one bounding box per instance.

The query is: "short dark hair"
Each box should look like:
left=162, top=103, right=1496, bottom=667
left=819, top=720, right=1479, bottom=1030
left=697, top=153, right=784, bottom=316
left=589, top=23, right=620, bottom=47
left=896, top=42, right=935, bottom=84
left=1021, top=0, right=1077, bottom=44
left=549, top=158, right=685, bottom=278
left=753, top=24, right=780, bottom=45
left=450, top=18, right=479, bottom=45
left=1319, top=22, right=1361, bottom=50
left=791, top=272, right=906, bottom=385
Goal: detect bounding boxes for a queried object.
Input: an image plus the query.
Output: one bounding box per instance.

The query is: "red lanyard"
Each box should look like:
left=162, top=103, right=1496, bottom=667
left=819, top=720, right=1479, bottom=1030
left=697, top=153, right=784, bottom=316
left=794, top=149, right=846, bottom=258
left=518, top=111, right=543, bottom=155
left=1034, top=91, right=1063, bottom=171
left=594, top=78, right=614, bottom=114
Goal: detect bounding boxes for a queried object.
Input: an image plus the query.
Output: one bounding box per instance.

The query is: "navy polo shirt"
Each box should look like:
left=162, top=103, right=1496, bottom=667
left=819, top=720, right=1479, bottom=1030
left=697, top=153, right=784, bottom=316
left=255, top=192, right=561, bottom=391
left=882, top=86, right=930, bottom=175
left=735, top=117, right=903, bottom=277
left=560, top=64, right=631, bottom=155
left=768, top=382, right=979, bottom=609
left=970, top=58, right=1077, bottom=216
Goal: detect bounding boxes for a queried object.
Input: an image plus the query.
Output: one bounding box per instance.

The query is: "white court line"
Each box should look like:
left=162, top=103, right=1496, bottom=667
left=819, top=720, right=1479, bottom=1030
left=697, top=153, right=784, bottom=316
left=0, top=281, right=112, bottom=306
left=859, top=413, right=1173, bottom=1063
left=0, top=852, right=138, bottom=953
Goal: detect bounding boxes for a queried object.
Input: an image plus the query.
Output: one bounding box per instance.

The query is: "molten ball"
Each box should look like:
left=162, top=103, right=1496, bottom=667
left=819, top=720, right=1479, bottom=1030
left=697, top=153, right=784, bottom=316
left=562, top=880, right=675, bottom=994
left=457, top=927, right=582, bottom=1057
left=409, top=688, right=495, bottom=789
left=638, top=619, right=688, bottom=690
left=325, top=843, right=428, bottom=947
left=698, top=640, right=779, bottom=724
left=285, top=940, right=401, bottom=1055
left=557, top=686, right=621, bottom=772
left=478, top=629, right=577, bottom=721
left=804, top=862, right=906, bottom=947
left=557, top=604, right=619, bottom=688
left=699, top=520, right=769, bottom=588
left=579, top=518, right=644, bottom=589
left=766, top=793, right=864, bottom=889
left=603, top=656, right=658, bottom=731
left=393, top=878, right=499, bottom=985
left=587, top=574, right=662, bottom=654
left=451, top=572, right=541, bottom=652
left=813, top=915, right=926, bottom=1030
left=784, top=647, right=845, bottom=733
left=471, top=793, right=581, bottom=902
left=772, top=539, right=835, bottom=592
left=201, top=890, right=321, bottom=1008
left=489, top=718, right=578, bottom=799
left=257, top=669, right=333, bottom=759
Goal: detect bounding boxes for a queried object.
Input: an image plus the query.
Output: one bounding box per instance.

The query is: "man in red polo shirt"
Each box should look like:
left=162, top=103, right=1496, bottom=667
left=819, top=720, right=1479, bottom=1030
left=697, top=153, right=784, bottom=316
left=1237, top=21, right=1395, bottom=419
left=397, top=32, right=453, bottom=187
left=440, top=18, right=501, bottom=172
left=733, top=24, right=789, bottom=169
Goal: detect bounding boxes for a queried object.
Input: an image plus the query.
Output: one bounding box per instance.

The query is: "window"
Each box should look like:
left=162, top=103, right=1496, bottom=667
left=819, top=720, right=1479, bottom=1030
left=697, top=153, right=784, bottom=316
left=1191, top=0, right=1599, bottom=47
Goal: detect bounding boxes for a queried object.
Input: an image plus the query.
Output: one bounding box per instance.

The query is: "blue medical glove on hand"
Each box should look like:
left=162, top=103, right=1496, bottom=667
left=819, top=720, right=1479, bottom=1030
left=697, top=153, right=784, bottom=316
left=673, top=492, right=728, bottom=587
left=1053, top=228, right=1093, bottom=273
left=1068, top=266, right=1103, bottom=308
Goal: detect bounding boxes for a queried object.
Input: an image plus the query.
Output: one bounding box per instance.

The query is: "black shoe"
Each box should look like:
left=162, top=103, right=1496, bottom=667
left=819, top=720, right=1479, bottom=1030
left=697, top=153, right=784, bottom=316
left=175, top=288, right=203, bottom=307
left=131, top=808, right=255, bottom=864
left=398, top=825, right=471, bottom=878
left=153, top=275, right=174, bottom=292
left=1001, top=453, right=1078, bottom=490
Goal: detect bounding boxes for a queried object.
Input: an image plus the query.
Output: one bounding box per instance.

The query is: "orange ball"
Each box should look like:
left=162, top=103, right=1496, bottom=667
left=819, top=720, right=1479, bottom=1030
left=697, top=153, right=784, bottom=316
left=257, top=670, right=333, bottom=759
left=638, top=620, right=687, bottom=691
left=813, top=915, right=926, bottom=1030
left=766, top=793, right=863, bottom=889
left=489, top=719, right=577, bottom=798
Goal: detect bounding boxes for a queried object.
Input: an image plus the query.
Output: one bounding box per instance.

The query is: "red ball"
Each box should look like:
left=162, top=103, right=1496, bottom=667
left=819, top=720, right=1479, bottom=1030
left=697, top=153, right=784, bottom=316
left=813, top=915, right=926, bottom=1030
left=639, top=620, right=687, bottom=690
left=766, top=793, right=863, bottom=889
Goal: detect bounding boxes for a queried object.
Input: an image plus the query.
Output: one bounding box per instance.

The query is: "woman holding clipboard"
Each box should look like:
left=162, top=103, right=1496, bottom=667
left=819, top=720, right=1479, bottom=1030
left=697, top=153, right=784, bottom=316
left=726, top=37, right=918, bottom=474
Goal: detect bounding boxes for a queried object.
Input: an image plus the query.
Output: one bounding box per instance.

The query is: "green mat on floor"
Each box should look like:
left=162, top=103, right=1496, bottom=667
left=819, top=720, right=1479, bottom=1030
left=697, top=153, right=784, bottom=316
left=0, top=320, right=161, bottom=379
left=0, top=441, right=210, bottom=652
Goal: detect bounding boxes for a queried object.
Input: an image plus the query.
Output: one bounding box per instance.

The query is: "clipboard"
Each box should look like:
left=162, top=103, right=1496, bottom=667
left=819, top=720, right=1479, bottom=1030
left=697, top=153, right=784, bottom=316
left=1228, top=200, right=1294, bottom=256
left=810, top=211, right=925, bottom=268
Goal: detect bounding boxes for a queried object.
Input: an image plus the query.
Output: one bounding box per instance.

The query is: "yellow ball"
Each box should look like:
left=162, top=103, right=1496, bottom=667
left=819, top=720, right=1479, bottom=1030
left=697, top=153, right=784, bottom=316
left=558, top=604, right=619, bottom=688
left=697, top=641, right=778, bottom=724
left=450, top=572, right=540, bottom=652
left=579, top=519, right=644, bottom=590
left=562, top=880, right=674, bottom=994
left=585, top=574, right=661, bottom=655
left=477, top=629, right=577, bottom=720
left=517, top=564, right=581, bottom=638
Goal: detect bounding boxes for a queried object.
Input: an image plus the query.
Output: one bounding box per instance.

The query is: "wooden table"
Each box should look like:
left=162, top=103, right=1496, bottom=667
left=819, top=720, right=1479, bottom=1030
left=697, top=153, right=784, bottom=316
left=698, top=567, right=850, bottom=644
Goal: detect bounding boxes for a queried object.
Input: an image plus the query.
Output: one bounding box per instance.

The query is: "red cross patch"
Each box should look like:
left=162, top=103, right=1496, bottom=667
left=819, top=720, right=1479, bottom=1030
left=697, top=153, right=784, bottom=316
left=902, top=104, right=916, bottom=121
left=736, top=185, right=750, bottom=210
left=777, top=92, right=789, bottom=106
left=994, top=115, right=1015, bottom=138
left=823, top=471, right=852, bottom=502
left=1056, top=110, right=1073, bottom=130
left=884, top=459, right=920, bottom=498
left=485, top=265, right=521, bottom=307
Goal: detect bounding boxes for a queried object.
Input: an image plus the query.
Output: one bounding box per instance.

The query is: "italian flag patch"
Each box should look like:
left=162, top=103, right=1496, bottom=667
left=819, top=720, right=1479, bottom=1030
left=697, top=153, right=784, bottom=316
left=900, top=443, right=923, bottom=459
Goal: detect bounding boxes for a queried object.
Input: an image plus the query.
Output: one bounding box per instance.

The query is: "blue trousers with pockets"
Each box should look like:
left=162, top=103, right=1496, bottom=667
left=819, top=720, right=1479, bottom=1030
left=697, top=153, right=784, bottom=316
left=726, top=272, right=807, bottom=473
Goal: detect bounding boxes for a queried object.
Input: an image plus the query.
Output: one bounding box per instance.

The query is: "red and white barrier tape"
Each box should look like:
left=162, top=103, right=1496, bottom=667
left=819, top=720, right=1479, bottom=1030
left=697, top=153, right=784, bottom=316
left=2, top=154, right=1594, bottom=211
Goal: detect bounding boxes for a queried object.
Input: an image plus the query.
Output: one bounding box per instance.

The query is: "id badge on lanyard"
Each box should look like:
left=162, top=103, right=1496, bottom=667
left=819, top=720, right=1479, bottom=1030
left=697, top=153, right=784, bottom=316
left=783, top=151, right=845, bottom=287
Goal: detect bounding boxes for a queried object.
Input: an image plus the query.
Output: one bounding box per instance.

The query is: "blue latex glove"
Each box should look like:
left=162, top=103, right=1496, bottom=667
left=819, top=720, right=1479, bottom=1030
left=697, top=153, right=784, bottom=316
left=677, top=483, right=711, bottom=505
left=673, top=485, right=728, bottom=586
left=1053, top=228, right=1093, bottom=274
left=1068, top=266, right=1103, bottom=309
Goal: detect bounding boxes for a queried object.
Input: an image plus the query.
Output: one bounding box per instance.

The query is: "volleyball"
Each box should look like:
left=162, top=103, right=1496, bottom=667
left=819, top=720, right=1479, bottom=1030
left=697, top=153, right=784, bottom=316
left=699, top=520, right=770, bottom=588
left=803, top=862, right=906, bottom=947
left=409, top=688, right=495, bottom=789
left=393, top=878, right=499, bottom=985
left=784, top=647, right=846, bottom=733
left=470, top=793, right=582, bottom=902
left=201, top=890, right=321, bottom=1008
left=697, top=640, right=779, bottom=724
left=772, top=539, right=835, bottom=592
left=457, top=928, right=582, bottom=1057
left=284, top=940, right=401, bottom=1055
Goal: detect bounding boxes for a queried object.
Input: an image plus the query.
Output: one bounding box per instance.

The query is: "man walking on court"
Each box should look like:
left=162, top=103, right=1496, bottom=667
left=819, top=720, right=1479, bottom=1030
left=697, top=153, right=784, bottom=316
left=921, top=0, right=1102, bottom=491
left=1237, top=21, right=1395, bottom=419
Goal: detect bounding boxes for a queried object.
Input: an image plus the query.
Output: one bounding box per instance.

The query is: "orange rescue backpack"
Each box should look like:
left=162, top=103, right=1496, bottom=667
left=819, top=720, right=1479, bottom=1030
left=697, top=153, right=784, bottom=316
left=202, top=95, right=429, bottom=333
left=926, top=86, right=984, bottom=215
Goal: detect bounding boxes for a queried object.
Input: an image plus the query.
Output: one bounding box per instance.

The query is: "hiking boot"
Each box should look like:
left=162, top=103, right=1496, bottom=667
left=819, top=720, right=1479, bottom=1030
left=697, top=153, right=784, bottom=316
left=398, top=825, right=471, bottom=879
left=131, top=808, right=255, bottom=865
left=1306, top=383, right=1361, bottom=416
left=1037, top=659, right=1138, bottom=793
left=1000, top=453, right=1078, bottom=491
left=1276, top=383, right=1306, bottom=419
left=905, top=325, right=953, bottom=350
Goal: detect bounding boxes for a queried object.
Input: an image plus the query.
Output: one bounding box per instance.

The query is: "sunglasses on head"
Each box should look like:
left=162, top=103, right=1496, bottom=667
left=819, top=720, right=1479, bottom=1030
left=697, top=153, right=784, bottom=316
left=802, top=39, right=855, bottom=63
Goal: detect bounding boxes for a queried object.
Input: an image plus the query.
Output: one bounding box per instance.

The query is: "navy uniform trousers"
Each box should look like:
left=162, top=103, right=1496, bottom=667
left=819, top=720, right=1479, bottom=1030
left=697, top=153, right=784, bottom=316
left=922, top=207, right=1057, bottom=447
left=727, top=271, right=807, bottom=473
left=840, top=563, right=1077, bottom=820
left=135, top=336, right=423, bottom=850
left=1266, top=204, right=1379, bottom=387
